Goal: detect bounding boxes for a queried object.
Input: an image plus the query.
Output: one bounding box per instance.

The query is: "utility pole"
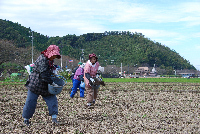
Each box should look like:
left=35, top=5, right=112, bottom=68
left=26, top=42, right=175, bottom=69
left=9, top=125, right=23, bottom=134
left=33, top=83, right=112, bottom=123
left=80, top=49, right=84, bottom=62
left=121, top=63, right=122, bottom=76
left=60, top=44, right=63, bottom=69
left=58, top=40, right=62, bottom=69
left=128, top=64, right=129, bottom=74
left=32, top=31, right=33, bottom=63
left=61, top=54, right=62, bottom=69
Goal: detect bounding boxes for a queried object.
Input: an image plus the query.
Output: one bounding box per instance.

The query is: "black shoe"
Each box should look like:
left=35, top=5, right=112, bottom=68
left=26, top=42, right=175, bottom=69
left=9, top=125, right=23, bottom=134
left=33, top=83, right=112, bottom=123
left=52, top=118, right=58, bottom=124
left=24, top=120, right=30, bottom=126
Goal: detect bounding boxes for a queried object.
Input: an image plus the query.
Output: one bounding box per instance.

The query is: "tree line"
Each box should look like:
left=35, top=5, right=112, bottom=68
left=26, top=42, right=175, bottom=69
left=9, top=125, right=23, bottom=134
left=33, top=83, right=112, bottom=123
left=0, top=19, right=196, bottom=70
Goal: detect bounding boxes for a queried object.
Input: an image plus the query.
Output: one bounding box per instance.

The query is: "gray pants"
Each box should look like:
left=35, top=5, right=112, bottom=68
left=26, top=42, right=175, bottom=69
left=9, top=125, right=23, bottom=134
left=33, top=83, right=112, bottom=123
left=22, top=90, right=58, bottom=119
left=86, top=85, right=99, bottom=103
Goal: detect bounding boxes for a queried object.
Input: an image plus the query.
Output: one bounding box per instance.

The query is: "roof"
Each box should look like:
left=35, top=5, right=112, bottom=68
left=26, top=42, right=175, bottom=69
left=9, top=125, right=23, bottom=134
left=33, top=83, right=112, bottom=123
left=10, top=73, right=21, bottom=76
left=138, top=67, right=149, bottom=70
left=179, top=73, right=195, bottom=74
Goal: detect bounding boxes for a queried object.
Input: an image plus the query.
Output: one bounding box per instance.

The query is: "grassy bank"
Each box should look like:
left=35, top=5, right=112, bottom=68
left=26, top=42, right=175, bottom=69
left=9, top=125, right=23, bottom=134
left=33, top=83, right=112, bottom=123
left=1, top=78, right=200, bottom=85
left=103, top=78, right=200, bottom=83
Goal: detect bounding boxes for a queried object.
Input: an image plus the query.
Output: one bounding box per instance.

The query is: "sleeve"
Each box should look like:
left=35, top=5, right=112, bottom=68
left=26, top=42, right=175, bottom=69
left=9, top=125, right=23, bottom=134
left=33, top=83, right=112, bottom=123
left=84, top=63, right=91, bottom=80
left=79, top=68, right=84, bottom=81
left=34, top=55, right=53, bottom=84
left=75, top=68, right=85, bottom=81
left=75, top=67, right=82, bottom=76
left=85, top=73, right=92, bottom=80
left=72, top=66, right=79, bottom=73
left=84, top=62, right=91, bottom=74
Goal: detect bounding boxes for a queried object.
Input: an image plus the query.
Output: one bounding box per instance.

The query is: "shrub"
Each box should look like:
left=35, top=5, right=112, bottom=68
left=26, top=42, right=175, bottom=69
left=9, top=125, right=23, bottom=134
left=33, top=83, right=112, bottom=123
left=58, top=69, right=71, bottom=80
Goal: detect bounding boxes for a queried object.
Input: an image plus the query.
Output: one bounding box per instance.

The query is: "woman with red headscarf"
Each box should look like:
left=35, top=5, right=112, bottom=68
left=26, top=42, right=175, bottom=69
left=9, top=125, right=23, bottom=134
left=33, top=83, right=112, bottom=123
left=84, top=53, right=100, bottom=108
left=22, top=45, right=61, bottom=126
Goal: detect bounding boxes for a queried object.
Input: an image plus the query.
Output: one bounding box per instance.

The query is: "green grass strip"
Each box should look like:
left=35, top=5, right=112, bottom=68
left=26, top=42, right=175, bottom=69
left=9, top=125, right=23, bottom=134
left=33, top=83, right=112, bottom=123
left=103, top=78, right=200, bottom=83
left=1, top=78, right=200, bottom=85
left=0, top=82, right=26, bottom=85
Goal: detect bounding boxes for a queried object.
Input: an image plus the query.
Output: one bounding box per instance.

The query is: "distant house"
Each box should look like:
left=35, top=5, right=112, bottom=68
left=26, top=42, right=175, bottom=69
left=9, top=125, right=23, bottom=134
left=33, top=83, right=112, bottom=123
left=134, top=67, right=149, bottom=76
left=179, top=73, right=195, bottom=78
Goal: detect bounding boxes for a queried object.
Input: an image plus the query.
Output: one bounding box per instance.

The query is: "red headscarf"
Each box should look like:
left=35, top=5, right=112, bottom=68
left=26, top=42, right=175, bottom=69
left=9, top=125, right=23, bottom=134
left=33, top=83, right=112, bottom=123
left=41, top=45, right=61, bottom=59
left=41, top=45, right=61, bottom=70
left=89, top=53, right=98, bottom=62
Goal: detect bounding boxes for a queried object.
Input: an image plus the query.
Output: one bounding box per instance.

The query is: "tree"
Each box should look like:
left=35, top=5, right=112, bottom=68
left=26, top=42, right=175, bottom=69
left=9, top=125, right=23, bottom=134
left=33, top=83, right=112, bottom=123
left=0, top=39, right=39, bottom=67
left=0, top=40, right=16, bottom=65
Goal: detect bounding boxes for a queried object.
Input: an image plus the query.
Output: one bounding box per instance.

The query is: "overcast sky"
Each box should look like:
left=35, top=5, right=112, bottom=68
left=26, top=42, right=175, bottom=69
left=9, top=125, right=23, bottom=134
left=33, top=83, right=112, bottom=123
left=0, top=0, right=200, bottom=70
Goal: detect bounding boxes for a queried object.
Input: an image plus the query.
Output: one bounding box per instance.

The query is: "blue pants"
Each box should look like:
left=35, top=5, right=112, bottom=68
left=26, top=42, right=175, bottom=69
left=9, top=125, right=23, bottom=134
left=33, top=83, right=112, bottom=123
left=22, top=90, right=58, bottom=119
left=71, top=79, right=75, bottom=91
left=70, top=79, right=85, bottom=98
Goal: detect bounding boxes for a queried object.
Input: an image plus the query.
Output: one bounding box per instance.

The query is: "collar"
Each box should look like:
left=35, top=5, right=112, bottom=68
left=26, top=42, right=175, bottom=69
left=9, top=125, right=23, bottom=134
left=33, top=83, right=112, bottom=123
left=88, top=60, right=96, bottom=67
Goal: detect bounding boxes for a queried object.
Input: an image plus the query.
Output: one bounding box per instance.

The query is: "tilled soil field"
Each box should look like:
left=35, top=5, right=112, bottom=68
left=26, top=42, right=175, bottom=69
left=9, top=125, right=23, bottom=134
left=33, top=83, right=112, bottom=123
left=0, top=82, right=200, bottom=133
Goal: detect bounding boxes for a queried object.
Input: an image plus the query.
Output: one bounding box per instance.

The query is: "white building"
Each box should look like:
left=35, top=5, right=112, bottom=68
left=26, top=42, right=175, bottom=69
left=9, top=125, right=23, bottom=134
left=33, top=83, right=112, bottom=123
left=179, top=73, right=195, bottom=78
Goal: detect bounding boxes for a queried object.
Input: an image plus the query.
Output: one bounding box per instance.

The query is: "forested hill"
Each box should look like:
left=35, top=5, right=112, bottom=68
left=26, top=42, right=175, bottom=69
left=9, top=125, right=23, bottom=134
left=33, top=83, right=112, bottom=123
left=0, top=19, right=196, bottom=70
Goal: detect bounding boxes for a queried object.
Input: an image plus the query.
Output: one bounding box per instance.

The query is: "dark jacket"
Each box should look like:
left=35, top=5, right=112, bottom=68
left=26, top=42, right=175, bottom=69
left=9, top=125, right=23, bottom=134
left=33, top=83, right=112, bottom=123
left=25, top=54, right=54, bottom=96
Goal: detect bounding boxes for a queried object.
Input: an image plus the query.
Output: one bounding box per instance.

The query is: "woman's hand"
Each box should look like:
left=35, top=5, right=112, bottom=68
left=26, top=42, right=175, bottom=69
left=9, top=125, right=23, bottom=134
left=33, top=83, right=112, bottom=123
left=52, top=82, right=59, bottom=87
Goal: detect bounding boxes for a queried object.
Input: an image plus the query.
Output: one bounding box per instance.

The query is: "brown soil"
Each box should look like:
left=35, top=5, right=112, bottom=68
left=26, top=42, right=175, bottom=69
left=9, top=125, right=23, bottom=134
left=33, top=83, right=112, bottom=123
left=0, top=82, right=200, bottom=133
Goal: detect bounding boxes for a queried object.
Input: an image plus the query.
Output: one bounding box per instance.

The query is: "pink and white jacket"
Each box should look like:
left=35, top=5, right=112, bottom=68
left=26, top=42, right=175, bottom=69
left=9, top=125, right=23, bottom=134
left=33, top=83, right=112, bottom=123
left=84, top=60, right=99, bottom=87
